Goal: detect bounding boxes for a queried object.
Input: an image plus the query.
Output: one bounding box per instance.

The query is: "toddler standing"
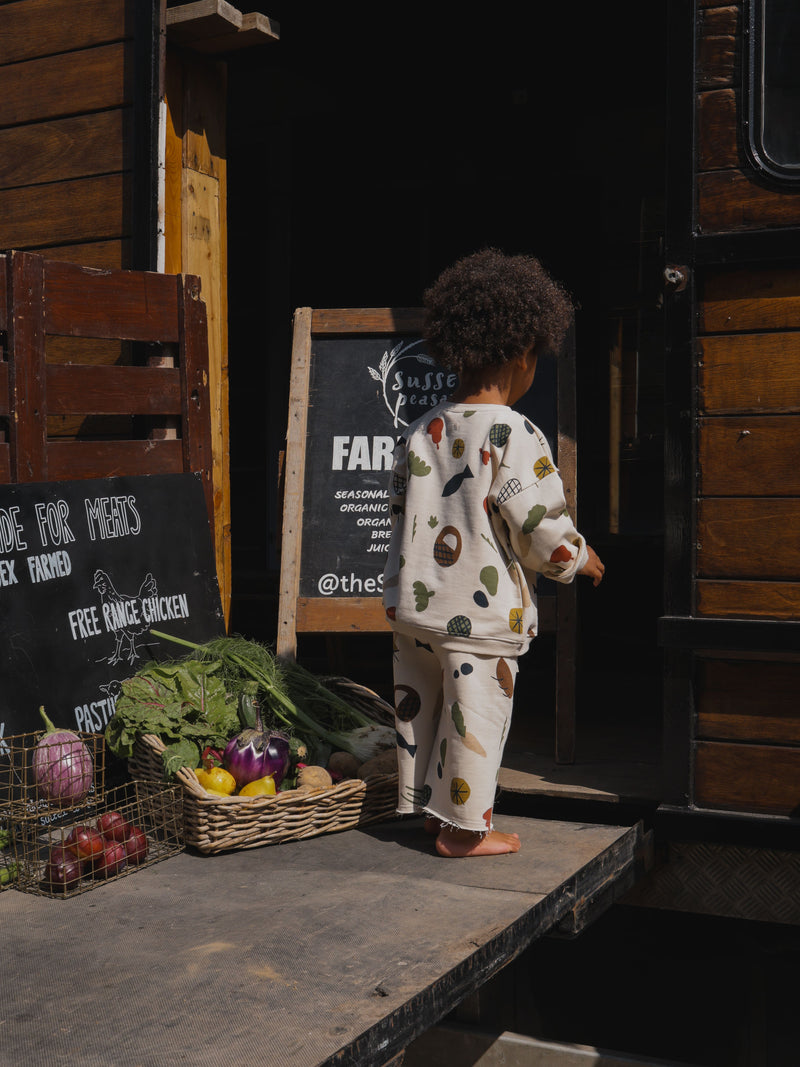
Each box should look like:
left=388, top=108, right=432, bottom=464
left=382, top=249, right=604, bottom=857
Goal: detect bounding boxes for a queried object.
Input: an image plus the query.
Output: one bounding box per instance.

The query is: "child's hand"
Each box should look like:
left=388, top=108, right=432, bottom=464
left=579, top=545, right=605, bottom=587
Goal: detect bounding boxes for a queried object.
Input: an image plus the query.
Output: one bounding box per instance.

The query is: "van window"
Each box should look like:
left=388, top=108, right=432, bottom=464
left=747, top=0, right=800, bottom=179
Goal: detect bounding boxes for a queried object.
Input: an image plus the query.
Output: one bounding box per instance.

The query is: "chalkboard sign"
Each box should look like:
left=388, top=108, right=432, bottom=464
left=276, top=308, right=568, bottom=660
left=0, top=473, right=224, bottom=741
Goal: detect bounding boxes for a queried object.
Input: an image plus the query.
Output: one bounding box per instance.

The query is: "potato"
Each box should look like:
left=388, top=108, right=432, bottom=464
left=357, top=748, right=397, bottom=778
left=296, top=765, right=333, bottom=791
left=327, top=751, right=361, bottom=780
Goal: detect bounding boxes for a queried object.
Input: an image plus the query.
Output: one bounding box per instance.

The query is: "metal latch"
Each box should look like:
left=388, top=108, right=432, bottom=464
left=663, top=264, right=688, bottom=291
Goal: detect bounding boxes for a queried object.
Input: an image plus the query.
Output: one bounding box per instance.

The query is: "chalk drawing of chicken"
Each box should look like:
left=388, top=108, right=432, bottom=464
left=92, top=569, right=158, bottom=665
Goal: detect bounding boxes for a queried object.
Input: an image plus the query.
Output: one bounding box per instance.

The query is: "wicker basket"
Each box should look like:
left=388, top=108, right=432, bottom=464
left=130, top=734, right=398, bottom=855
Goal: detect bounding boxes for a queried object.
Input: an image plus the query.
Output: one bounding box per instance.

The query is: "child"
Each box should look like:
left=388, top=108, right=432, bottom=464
left=382, top=248, right=604, bottom=858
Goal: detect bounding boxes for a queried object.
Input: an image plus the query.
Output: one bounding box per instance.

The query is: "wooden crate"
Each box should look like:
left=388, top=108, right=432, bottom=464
left=0, top=251, right=214, bottom=538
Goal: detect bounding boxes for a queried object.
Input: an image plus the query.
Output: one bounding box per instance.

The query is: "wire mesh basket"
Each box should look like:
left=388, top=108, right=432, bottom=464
left=0, top=726, right=106, bottom=823
left=0, top=836, right=17, bottom=891
left=10, top=779, right=184, bottom=898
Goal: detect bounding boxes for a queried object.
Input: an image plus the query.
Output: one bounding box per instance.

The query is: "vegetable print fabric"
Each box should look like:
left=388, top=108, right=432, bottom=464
left=384, top=401, right=589, bottom=831
left=382, top=402, right=588, bottom=656
left=393, top=632, right=519, bottom=831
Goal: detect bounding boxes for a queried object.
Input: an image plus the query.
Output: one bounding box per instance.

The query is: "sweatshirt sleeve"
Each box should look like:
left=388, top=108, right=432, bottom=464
left=490, top=418, right=588, bottom=584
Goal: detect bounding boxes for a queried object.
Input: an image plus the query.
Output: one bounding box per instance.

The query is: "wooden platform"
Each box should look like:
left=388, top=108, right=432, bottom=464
left=1, top=814, right=647, bottom=1066
left=499, top=750, right=663, bottom=805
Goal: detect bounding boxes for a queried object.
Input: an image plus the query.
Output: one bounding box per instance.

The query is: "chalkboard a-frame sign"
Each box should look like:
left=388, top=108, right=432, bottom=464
left=277, top=307, right=433, bottom=659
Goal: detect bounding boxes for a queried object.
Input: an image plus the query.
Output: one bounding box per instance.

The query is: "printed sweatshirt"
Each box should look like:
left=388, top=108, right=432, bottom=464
left=382, top=402, right=588, bottom=654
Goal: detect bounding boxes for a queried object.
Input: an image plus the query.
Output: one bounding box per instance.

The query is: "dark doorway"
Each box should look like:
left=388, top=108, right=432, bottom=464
left=224, top=4, right=668, bottom=764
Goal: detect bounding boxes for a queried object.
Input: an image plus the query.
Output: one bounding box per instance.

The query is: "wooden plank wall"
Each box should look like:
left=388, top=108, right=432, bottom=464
left=0, top=2, right=232, bottom=623
left=692, top=1, right=800, bottom=816
left=0, top=0, right=142, bottom=430
left=697, top=268, right=800, bottom=620
left=0, top=0, right=139, bottom=270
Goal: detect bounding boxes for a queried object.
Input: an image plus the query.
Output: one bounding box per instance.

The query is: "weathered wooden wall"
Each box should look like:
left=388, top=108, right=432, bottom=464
left=0, top=0, right=143, bottom=270
left=689, top=1, right=800, bottom=816
left=697, top=268, right=800, bottom=620
left=158, top=6, right=278, bottom=631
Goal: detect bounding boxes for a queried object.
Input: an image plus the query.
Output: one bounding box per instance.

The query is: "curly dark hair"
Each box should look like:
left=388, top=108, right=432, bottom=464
left=422, top=248, right=574, bottom=375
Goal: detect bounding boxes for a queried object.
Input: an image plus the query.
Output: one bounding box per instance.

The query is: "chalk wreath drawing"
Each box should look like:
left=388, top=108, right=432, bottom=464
left=368, top=340, right=457, bottom=428
left=92, top=568, right=158, bottom=665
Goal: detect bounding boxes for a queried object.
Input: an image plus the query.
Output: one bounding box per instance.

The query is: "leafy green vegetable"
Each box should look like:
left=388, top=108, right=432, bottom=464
left=106, top=631, right=396, bottom=775
left=105, top=657, right=239, bottom=774
left=148, top=631, right=391, bottom=760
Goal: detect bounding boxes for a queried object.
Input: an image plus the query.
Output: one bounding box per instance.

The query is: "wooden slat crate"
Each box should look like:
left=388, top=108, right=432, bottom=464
left=0, top=251, right=213, bottom=536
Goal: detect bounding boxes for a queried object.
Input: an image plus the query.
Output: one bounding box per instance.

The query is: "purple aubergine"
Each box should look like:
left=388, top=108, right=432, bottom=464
left=223, top=727, right=290, bottom=789
left=33, top=706, right=94, bottom=806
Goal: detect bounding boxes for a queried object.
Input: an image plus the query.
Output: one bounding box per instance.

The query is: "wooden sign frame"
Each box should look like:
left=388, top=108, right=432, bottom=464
left=277, top=307, right=426, bottom=660
left=277, top=307, right=579, bottom=762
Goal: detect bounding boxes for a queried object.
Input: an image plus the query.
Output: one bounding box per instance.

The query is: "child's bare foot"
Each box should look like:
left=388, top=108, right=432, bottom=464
left=424, top=815, right=443, bottom=835
left=435, top=826, right=521, bottom=857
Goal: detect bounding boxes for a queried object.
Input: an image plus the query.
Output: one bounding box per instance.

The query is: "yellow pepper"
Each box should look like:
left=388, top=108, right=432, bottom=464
left=238, top=775, right=277, bottom=798
left=195, top=765, right=237, bottom=795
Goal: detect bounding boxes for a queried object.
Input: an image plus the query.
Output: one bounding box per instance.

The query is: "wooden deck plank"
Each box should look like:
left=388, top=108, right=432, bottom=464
left=1, top=814, right=644, bottom=1067
left=499, top=754, right=663, bottom=804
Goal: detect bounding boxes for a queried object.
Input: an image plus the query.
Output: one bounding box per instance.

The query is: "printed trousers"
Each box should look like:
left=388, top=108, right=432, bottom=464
left=392, top=631, right=519, bottom=832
